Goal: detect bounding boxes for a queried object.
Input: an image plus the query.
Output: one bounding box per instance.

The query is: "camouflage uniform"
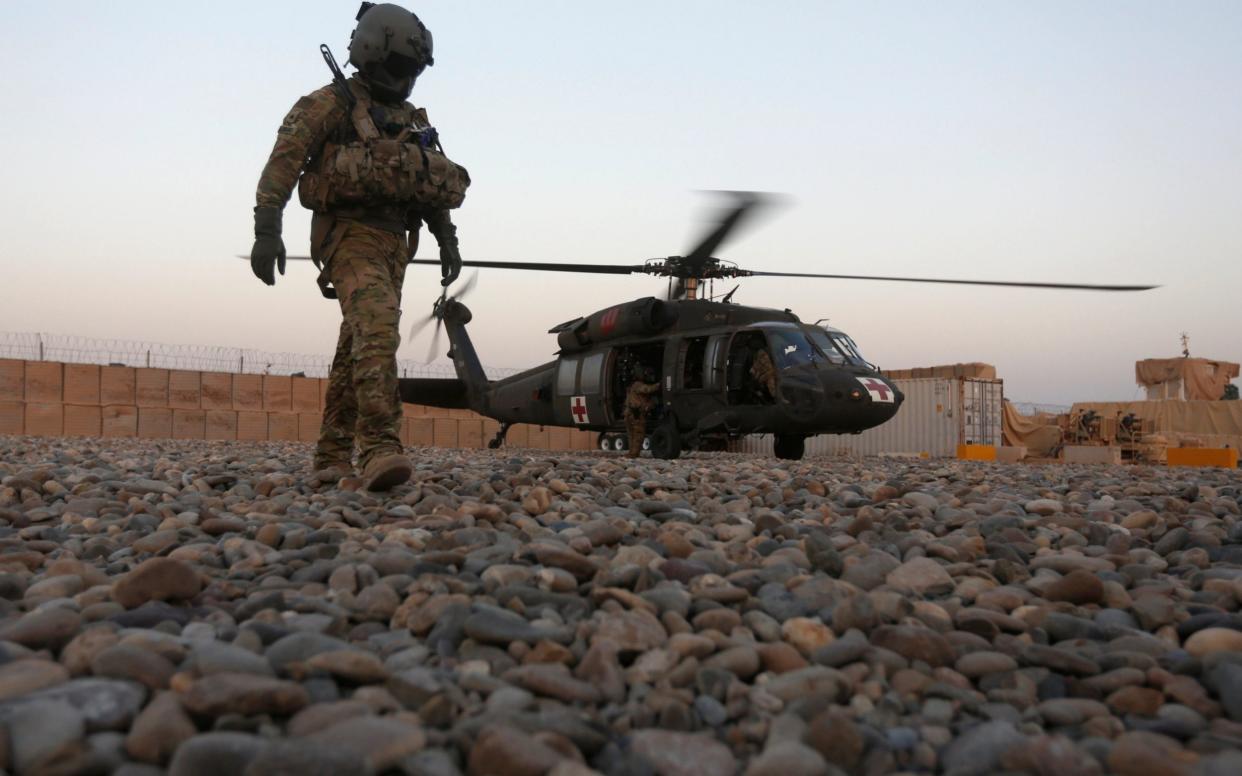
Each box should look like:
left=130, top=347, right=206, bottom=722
left=255, top=78, right=447, bottom=472
left=623, top=378, right=661, bottom=458
left=750, top=348, right=776, bottom=401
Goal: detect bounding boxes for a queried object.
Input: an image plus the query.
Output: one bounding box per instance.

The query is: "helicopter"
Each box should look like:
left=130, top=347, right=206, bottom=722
left=383, top=192, right=1156, bottom=460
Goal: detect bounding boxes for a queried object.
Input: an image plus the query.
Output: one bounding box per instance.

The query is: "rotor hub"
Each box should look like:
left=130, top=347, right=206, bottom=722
left=642, top=256, right=746, bottom=281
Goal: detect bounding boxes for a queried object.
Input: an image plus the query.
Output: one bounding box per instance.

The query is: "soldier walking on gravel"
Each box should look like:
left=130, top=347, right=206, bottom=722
left=249, top=3, right=470, bottom=491
left=623, top=368, right=661, bottom=458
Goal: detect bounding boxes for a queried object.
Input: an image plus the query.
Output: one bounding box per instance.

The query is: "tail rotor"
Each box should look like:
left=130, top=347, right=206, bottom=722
left=407, top=271, right=478, bottom=363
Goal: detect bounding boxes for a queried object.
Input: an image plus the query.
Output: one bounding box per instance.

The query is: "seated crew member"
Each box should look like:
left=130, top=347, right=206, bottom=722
left=749, top=342, right=776, bottom=403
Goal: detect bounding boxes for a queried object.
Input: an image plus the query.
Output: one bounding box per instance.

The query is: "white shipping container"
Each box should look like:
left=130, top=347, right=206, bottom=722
left=733, top=377, right=1003, bottom=458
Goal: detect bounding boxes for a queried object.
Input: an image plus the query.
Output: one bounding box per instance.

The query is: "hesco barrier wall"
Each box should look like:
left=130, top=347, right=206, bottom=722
left=0, top=360, right=598, bottom=452
left=733, top=377, right=1004, bottom=458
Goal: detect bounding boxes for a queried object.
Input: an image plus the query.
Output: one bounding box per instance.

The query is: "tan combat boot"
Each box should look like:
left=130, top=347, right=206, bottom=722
left=361, top=453, right=413, bottom=492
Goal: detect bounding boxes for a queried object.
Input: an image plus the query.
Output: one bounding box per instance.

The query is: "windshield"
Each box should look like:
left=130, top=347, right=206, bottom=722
left=806, top=329, right=847, bottom=365
left=832, top=333, right=874, bottom=369
left=767, top=330, right=819, bottom=370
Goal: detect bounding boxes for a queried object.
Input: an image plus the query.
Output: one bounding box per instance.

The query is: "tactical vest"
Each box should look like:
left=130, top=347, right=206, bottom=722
left=298, top=82, right=470, bottom=213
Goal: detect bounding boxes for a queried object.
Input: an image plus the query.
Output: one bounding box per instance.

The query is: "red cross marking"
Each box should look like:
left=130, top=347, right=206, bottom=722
left=570, top=396, right=590, bottom=423
left=860, top=378, right=892, bottom=402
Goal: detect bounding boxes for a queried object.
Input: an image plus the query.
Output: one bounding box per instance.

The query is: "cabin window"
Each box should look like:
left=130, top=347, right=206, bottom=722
left=579, top=352, right=605, bottom=393
left=556, top=357, right=578, bottom=395
left=681, top=337, right=709, bottom=390
left=704, top=335, right=726, bottom=389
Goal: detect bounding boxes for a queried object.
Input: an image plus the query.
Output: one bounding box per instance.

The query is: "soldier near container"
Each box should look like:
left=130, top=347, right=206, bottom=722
left=750, top=345, right=776, bottom=402
left=249, top=3, right=470, bottom=491
left=623, top=368, right=661, bottom=458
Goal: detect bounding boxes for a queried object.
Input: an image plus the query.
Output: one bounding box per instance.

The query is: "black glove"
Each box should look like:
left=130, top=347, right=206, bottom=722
left=439, top=235, right=462, bottom=287
left=250, top=206, right=286, bottom=286
left=425, top=211, right=461, bottom=287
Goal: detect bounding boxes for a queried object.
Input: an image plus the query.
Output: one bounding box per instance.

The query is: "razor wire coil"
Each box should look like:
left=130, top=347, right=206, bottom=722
left=1008, top=401, right=1071, bottom=416
left=0, top=332, right=521, bottom=380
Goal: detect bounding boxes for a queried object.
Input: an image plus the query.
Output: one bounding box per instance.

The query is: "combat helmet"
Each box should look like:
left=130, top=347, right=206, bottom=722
left=348, top=2, right=434, bottom=102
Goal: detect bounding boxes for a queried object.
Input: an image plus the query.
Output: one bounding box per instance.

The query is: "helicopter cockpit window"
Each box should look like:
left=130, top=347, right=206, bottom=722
left=556, top=357, right=578, bottom=395
left=806, top=330, right=847, bottom=365
left=579, top=352, right=605, bottom=394
left=767, top=330, right=818, bottom=370
left=830, top=333, right=874, bottom=369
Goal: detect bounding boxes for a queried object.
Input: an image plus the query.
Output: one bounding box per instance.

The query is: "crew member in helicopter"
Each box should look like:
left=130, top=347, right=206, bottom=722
left=623, top=366, right=662, bottom=458
left=749, top=340, right=777, bottom=403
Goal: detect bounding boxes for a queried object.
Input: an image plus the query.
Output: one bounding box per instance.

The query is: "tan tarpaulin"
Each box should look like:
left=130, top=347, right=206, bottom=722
left=1072, top=399, right=1242, bottom=450
left=1135, top=358, right=1240, bottom=400
left=1002, top=401, right=1063, bottom=457
left=884, top=363, right=997, bottom=381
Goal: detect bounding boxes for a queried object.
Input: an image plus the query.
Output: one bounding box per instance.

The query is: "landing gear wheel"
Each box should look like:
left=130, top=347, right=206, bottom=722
left=773, top=435, right=805, bottom=461
left=488, top=422, right=511, bottom=450
left=650, top=424, right=682, bottom=460
left=613, top=436, right=626, bottom=452
left=598, top=433, right=613, bottom=452
left=642, top=436, right=651, bottom=452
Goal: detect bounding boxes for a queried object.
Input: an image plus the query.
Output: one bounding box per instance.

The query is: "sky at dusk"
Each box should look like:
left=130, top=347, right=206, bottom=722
left=2, top=1, right=1239, bottom=405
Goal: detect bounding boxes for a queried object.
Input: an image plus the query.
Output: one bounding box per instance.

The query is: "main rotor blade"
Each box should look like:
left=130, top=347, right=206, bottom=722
left=409, top=259, right=644, bottom=275
left=683, top=191, right=771, bottom=263
left=267, top=256, right=645, bottom=275
left=743, top=270, right=1157, bottom=292
left=247, top=254, right=1156, bottom=291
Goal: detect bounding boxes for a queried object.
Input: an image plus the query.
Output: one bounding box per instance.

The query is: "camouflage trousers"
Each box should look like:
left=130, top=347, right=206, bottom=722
left=315, top=221, right=408, bottom=471
left=625, top=414, right=648, bottom=457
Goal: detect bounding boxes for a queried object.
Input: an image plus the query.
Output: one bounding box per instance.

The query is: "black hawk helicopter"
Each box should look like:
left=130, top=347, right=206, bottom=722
left=388, top=192, right=1155, bottom=460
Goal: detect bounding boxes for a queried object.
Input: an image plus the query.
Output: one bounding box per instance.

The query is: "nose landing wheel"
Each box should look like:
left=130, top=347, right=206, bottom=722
left=773, top=434, right=805, bottom=460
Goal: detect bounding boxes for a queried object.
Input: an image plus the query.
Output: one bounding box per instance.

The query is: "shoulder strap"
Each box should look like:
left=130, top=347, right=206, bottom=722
left=346, top=80, right=381, bottom=143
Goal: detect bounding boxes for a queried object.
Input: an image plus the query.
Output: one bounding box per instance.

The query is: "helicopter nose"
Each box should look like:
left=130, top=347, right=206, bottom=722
left=854, top=375, right=899, bottom=407
left=838, top=374, right=903, bottom=426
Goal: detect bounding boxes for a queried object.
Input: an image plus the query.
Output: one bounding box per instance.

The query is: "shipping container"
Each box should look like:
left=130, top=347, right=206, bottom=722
left=733, top=377, right=1003, bottom=458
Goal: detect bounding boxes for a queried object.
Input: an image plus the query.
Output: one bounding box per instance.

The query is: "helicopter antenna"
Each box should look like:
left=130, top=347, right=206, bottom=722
left=719, top=285, right=740, bottom=304
left=1180, top=331, right=1191, bottom=358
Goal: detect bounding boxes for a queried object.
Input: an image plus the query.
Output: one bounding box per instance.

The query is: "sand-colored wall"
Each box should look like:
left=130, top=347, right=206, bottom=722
left=0, top=359, right=598, bottom=452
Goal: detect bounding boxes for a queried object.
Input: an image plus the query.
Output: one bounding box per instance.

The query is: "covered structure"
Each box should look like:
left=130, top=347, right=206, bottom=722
left=1069, top=399, right=1242, bottom=453
left=1136, top=357, right=1239, bottom=401
left=1001, top=401, right=1063, bottom=458
left=883, top=362, right=996, bottom=381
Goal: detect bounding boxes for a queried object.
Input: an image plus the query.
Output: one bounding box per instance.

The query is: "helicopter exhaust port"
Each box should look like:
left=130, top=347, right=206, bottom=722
left=556, top=298, right=678, bottom=354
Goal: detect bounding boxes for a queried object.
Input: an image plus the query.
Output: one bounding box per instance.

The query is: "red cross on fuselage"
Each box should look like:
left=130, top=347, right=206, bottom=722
left=860, top=378, right=891, bottom=401
left=571, top=398, right=589, bottom=422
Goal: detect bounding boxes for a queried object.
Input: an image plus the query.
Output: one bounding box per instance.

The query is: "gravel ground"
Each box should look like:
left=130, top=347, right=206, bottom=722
left=2, top=435, right=1242, bottom=776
